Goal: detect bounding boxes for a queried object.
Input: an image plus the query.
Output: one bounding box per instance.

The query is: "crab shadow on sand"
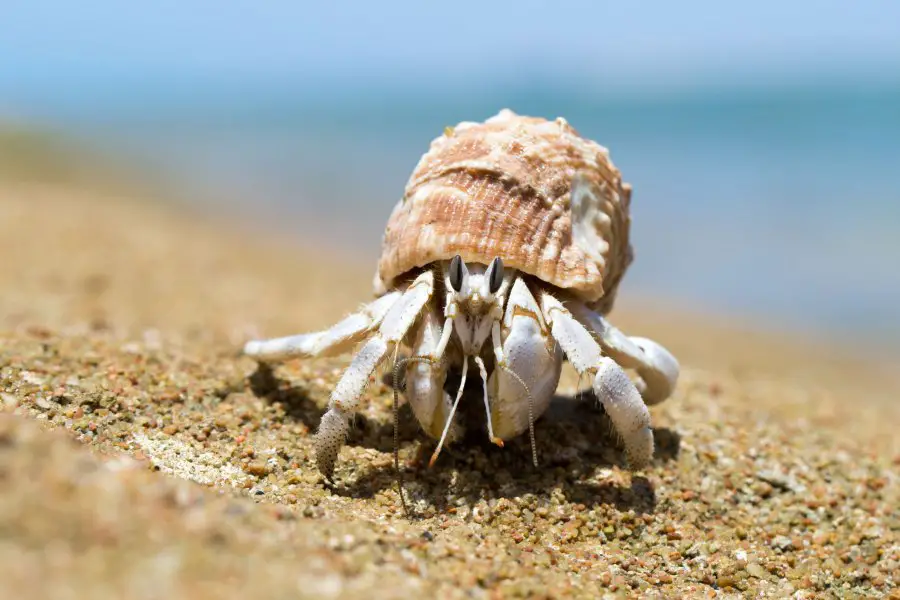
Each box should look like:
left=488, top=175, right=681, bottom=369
left=246, top=362, right=326, bottom=429
left=246, top=363, right=681, bottom=516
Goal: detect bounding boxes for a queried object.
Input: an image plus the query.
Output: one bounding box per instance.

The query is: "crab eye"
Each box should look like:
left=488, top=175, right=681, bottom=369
left=449, top=255, right=464, bottom=292
left=488, top=257, right=504, bottom=294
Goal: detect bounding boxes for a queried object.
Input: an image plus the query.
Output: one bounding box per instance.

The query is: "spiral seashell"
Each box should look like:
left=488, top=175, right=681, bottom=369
left=376, top=108, right=634, bottom=312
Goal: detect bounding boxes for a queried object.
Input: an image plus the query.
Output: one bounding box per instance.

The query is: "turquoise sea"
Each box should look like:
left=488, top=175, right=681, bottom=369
left=7, top=77, right=900, bottom=350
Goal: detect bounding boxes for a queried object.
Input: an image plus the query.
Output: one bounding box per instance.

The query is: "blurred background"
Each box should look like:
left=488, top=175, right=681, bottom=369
left=2, top=0, right=899, bottom=350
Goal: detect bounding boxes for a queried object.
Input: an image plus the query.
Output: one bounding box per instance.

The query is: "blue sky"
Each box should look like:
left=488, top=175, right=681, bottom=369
left=3, top=0, right=900, bottom=92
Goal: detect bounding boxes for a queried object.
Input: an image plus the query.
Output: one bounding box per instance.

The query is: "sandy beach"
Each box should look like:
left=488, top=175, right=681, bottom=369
left=1, top=181, right=899, bottom=599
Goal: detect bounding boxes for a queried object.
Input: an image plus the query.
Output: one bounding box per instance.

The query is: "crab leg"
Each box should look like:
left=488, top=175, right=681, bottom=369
left=488, top=278, right=562, bottom=442
left=243, top=291, right=402, bottom=362
left=568, top=304, right=679, bottom=406
left=429, top=358, right=468, bottom=467
left=540, top=293, right=654, bottom=469
left=404, top=302, right=458, bottom=442
left=315, top=270, right=436, bottom=480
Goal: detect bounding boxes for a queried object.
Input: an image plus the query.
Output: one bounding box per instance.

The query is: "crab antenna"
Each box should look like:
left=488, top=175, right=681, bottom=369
left=391, top=352, right=438, bottom=518
left=391, top=349, right=408, bottom=517
left=475, top=356, right=505, bottom=448
left=499, top=364, right=538, bottom=467
left=429, top=358, right=468, bottom=467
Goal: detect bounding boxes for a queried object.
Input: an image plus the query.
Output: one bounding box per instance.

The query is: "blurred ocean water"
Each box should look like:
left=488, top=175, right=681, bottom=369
left=8, top=78, right=900, bottom=348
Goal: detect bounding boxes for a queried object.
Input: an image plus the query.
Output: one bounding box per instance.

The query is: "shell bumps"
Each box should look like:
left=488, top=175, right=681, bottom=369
left=376, top=108, right=634, bottom=312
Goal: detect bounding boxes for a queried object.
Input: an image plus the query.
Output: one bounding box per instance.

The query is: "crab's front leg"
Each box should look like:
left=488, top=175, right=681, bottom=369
left=488, top=278, right=563, bottom=447
left=315, top=270, right=436, bottom=480
left=569, top=304, right=679, bottom=406
left=243, top=291, right=402, bottom=362
left=404, top=302, right=460, bottom=443
left=540, top=293, right=654, bottom=469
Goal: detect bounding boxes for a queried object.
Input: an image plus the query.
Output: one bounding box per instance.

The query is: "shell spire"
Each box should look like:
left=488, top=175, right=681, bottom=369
left=376, top=109, right=634, bottom=311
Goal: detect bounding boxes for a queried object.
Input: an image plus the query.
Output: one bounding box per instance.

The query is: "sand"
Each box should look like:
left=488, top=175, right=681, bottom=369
left=1, top=181, right=899, bottom=599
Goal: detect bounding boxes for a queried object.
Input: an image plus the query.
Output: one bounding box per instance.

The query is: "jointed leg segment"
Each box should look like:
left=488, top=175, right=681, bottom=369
left=429, top=358, right=468, bottom=467
left=314, top=271, right=437, bottom=479
left=244, top=271, right=437, bottom=480
left=568, top=304, right=679, bottom=406
left=404, top=303, right=457, bottom=442
left=540, top=293, right=655, bottom=469
left=487, top=278, right=562, bottom=448
left=243, top=291, right=401, bottom=362
left=243, top=261, right=678, bottom=480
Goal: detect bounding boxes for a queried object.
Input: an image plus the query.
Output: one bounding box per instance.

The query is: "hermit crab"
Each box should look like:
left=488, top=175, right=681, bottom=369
left=243, top=109, right=679, bottom=481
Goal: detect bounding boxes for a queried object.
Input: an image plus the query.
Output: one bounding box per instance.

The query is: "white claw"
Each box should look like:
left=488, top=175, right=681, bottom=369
left=488, top=277, right=561, bottom=442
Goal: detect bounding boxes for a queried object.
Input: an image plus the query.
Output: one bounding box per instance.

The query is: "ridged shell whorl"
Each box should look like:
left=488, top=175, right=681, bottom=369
left=376, top=109, right=634, bottom=311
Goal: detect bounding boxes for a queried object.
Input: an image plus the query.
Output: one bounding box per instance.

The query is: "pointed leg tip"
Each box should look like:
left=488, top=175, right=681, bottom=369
left=624, top=442, right=654, bottom=472
left=318, top=462, right=337, bottom=486
left=318, top=463, right=336, bottom=482
left=491, top=437, right=505, bottom=448
left=625, top=451, right=653, bottom=472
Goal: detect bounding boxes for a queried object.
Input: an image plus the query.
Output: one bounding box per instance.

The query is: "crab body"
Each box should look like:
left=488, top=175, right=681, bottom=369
left=243, top=109, right=680, bottom=480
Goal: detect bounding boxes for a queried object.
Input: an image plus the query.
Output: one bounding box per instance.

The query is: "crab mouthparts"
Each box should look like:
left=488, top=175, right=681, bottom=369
left=468, top=293, right=485, bottom=312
